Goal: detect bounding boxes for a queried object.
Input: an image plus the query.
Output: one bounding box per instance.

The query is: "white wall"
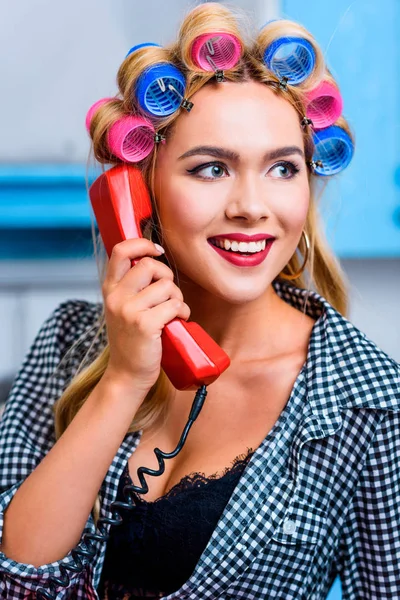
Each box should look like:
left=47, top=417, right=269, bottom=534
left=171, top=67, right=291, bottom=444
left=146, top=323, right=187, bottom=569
left=341, top=259, right=399, bottom=362
left=1, top=0, right=277, bottom=163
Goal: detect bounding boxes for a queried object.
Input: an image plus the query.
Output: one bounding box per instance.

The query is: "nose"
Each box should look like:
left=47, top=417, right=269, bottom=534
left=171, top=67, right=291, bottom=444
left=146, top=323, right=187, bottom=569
left=225, top=172, right=271, bottom=223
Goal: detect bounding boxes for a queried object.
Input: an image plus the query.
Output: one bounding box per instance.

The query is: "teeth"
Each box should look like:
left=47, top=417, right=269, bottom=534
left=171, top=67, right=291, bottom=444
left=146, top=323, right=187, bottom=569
left=212, top=238, right=268, bottom=253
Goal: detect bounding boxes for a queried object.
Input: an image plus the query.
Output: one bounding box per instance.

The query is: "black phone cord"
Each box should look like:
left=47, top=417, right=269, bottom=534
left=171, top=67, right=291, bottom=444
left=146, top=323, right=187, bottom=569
left=36, top=384, right=208, bottom=599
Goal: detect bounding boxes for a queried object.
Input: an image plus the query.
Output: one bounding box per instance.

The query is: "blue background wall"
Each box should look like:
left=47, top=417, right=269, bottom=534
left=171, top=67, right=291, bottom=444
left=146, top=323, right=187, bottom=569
left=282, top=0, right=400, bottom=258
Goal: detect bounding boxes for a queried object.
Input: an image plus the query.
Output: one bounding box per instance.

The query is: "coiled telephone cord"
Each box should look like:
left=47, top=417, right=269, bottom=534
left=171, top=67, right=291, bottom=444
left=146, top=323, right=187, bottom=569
left=36, top=385, right=208, bottom=599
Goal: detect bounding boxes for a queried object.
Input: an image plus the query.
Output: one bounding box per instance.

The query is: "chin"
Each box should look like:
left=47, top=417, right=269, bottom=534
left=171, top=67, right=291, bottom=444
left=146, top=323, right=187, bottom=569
left=173, top=250, right=276, bottom=302
left=214, top=285, right=271, bottom=305
left=187, top=271, right=272, bottom=305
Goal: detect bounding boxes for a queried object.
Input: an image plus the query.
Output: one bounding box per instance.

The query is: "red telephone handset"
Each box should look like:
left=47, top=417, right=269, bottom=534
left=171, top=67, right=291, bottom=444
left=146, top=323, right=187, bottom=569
left=89, top=163, right=230, bottom=391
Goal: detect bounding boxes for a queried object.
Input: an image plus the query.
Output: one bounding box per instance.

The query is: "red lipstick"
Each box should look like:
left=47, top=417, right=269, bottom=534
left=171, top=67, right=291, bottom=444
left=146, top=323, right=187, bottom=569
left=210, top=233, right=275, bottom=243
left=207, top=238, right=275, bottom=267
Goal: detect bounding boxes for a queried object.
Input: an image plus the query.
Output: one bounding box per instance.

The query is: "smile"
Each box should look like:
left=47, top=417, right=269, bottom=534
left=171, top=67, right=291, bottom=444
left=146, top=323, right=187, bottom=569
left=207, top=238, right=274, bottom=267
left=211, top=238, right=267, bottom=253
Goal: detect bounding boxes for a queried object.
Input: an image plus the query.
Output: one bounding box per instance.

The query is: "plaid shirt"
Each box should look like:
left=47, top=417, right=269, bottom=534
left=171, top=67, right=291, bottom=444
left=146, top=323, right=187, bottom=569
left=0, top=280, right=399, bottom=599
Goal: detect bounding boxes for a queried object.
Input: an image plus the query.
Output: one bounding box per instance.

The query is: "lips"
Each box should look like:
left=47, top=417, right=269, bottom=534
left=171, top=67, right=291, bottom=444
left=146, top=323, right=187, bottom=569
left=207, top=238, right=274, bottom=267
left=209, top=233, right=275, bottom=243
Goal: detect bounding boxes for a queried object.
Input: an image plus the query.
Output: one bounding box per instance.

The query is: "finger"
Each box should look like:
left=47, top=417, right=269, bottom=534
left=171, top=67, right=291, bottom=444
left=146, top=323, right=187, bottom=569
left=105, top=238, right=164, bottom=287
left=138, top=299, right=191, bottom=334
left=115, top=257, right=175, bottom=296
left=129, top=277, right=184, bottom=312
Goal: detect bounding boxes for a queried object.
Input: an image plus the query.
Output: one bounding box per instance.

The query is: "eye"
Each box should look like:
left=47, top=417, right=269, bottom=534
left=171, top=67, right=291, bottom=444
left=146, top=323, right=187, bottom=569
left=269, top=161, right=300, bottom=179
left=186, top=162, right=228, bottom=181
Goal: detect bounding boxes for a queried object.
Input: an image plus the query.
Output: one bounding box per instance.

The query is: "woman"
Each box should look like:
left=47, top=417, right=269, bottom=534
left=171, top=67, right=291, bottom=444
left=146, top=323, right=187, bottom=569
left=0, top=3, right=399, bottom=599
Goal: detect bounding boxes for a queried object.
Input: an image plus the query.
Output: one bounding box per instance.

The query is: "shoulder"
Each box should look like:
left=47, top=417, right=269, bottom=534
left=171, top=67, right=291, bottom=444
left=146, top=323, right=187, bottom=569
left=0, top=299, right=105, bottom=449
left=49, top=298, right=104, bottom=351
left=9, top=298, right=105, bottom=393
left=43, top=298, right=106, bottom=380
left=272, top=281, right=399, bottom=411
left=323, top=300, right=400, bottom=412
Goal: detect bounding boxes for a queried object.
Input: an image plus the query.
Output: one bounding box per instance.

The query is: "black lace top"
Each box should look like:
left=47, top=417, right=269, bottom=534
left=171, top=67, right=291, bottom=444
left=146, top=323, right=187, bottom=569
left=97, top=447, right=255, bottom=599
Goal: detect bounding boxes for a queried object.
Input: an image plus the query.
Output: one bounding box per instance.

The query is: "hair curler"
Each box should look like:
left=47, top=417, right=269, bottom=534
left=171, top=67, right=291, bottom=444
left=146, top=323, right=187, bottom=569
left=85, top=97, right=115, bottom=133
left=259, top=18, right=281, bottom=28
left=125, top=42, right=162, bottom=59
left=107, top=115, right=156, bottom=162
left=263, top=36, right=316, bottom=85
left=191, top=32, right=242, bottom=71
left=305, top=80, right=343, bottom=130
left=312, top=125, right=354, bottom=176
left=135, top=63, right=187, bottom=117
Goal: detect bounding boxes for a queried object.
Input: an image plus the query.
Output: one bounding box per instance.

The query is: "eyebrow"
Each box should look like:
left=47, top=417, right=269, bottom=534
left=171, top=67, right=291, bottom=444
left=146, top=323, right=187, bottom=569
left=177, top=145, right=305, bottom=162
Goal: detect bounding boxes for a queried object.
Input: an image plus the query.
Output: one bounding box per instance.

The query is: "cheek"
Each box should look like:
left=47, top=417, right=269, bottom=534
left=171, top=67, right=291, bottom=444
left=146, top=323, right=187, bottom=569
left=272, top=181, right=310, bottom=232
left=157, top=180, right=214, bottom=240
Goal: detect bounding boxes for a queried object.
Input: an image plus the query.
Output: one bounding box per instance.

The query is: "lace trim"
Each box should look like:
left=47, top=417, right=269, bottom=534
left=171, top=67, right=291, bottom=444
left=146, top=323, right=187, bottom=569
left=123, top=446, right=255, bottom=504
left=100, top=581, right=165, bottom=599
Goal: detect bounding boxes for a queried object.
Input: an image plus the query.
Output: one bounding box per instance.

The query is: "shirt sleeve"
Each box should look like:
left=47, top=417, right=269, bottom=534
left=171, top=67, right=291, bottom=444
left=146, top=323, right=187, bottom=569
left=336, top=408, right=400, bottom=599
left=0, top=300, right=103, bottom=599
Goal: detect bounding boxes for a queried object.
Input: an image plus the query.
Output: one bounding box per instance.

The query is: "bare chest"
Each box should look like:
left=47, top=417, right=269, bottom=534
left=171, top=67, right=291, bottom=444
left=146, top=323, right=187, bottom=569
left=127, top=353, right=305, bottom=502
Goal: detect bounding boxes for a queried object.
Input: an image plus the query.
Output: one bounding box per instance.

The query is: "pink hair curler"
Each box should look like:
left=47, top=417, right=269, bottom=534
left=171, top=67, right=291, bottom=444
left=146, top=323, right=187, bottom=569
left=305, top=80, right=343, bottom=130
left=191, top=32, right=242, bottom=71
left=85, top=97, right=115, bottom=133
left=107, top=115, right=156, bottom=162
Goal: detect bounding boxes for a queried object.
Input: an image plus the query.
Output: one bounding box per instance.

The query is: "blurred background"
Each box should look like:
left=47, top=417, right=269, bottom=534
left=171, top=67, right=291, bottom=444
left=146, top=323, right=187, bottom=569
left=0, top=0, right=400, bottom=600
left=0, top=1, right=399, bottom=596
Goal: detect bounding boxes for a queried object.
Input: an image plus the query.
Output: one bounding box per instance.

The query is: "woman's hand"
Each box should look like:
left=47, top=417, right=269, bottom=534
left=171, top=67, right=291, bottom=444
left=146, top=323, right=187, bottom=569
left=101, top=238, right=191, bottom=399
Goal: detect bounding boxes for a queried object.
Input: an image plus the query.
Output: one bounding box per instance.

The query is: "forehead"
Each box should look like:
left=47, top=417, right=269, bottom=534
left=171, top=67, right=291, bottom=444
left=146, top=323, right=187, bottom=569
left=166, top=80, right=303, bottom=153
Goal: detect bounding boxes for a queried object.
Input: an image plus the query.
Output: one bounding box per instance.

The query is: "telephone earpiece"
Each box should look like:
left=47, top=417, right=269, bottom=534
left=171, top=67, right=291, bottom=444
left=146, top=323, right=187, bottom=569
left=89, top=163, right=230, bottom=390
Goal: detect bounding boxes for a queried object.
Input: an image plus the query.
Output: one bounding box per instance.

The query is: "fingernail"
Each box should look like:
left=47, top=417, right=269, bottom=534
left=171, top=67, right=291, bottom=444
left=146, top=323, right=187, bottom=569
left=154, top=243, right=165, bottom=254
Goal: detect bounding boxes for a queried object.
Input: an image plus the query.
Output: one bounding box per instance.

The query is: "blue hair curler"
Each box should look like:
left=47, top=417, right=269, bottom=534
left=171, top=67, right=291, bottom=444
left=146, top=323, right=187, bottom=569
left=135, top=63, right=187, bottom=117
left=125, top=42, right=161, bottom=59
left=259, top=18, right=282, bottom=29
left=264, top=36, right=316, bottom=85
left=312, top=125, right=354, bottom=176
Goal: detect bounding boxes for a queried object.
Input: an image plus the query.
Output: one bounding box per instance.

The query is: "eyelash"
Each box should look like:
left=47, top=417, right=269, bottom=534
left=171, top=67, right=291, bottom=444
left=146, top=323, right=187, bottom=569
left=186, top=160, right=301, bottom=181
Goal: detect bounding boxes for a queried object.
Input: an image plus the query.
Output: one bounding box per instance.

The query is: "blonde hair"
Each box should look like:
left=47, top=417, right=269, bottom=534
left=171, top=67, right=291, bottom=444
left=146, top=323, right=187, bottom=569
left=54, top=2, right=352, bottom=523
